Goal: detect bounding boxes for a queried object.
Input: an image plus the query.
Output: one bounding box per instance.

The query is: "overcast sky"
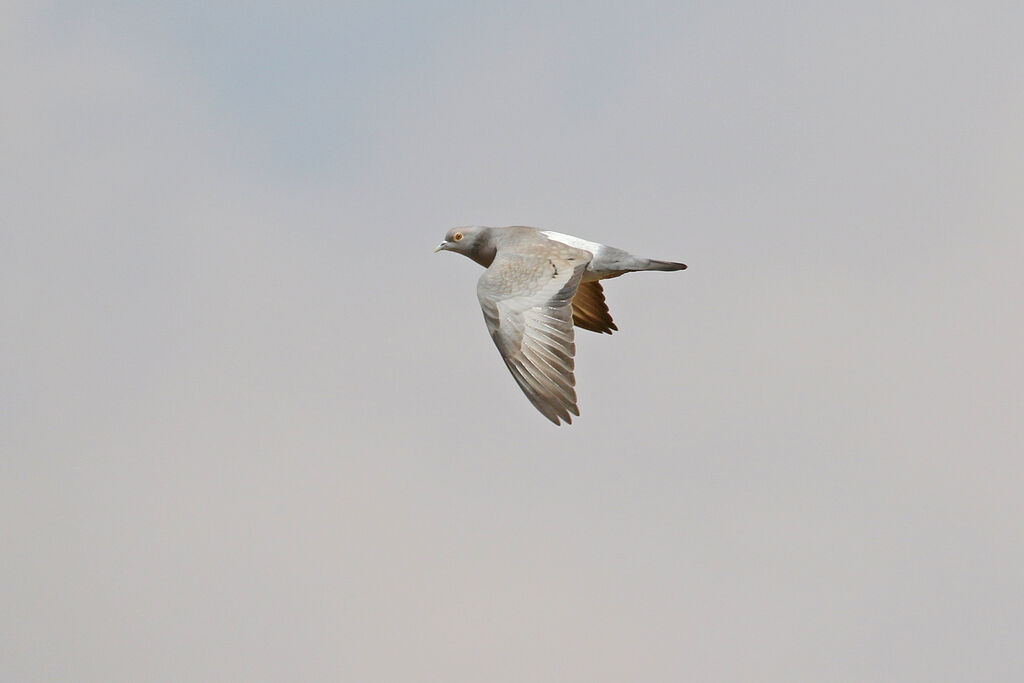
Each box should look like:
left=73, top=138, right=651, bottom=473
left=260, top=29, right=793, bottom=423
left=3, top=1, right=1023, bottom=681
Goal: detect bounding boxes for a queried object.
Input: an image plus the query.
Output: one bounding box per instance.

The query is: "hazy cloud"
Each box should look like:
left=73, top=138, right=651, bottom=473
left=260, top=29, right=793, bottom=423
left=3, top=2, right=1023, bottom=681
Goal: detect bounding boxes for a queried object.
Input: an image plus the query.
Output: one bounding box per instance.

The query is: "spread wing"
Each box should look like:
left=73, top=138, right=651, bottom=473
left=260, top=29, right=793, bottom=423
left=477, top=248, right=591, bottom=425
left=571, top=280, right=617, bottom=334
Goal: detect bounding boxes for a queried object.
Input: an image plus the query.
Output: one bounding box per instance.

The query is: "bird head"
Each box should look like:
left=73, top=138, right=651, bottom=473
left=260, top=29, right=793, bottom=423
left=434, top=226, right=475, bottom=254
left=434, top=226, right=496, bottom=266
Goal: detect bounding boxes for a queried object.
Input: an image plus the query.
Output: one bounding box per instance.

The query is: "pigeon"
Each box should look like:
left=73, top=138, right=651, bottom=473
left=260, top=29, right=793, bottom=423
left=435, top=226, right=687, bottom=425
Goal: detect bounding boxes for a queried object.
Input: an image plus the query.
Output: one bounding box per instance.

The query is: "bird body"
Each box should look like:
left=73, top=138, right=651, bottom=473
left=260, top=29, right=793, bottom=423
left=436, top=226, right=686, bottom=425
left=539, top=230, right=684, bottom=282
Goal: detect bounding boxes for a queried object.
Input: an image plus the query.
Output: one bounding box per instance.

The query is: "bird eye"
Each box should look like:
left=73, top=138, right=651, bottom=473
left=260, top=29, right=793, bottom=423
left=453, top=232, right=463, bottom=241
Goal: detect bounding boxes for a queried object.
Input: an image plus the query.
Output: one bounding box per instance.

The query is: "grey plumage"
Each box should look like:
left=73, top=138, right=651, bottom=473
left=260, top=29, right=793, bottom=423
left=435, top=226, right=686, bottom=425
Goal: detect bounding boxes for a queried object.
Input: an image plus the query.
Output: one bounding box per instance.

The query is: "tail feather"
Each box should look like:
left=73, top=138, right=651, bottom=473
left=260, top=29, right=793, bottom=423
left=643, top=259, right=687, bottom=271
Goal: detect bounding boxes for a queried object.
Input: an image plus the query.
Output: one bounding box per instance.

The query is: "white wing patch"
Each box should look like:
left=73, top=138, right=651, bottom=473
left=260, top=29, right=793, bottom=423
left=540, top=231, right=605, bottom=258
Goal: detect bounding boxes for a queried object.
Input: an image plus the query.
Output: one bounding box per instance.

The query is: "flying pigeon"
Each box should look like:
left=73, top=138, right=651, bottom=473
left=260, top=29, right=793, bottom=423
left=435, top=226, right=686, bottom=425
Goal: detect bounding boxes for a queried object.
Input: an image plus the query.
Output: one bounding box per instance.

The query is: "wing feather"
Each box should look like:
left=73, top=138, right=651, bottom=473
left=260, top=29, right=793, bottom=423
left=477, top=247, right=591, bottom=425
left=571, top=280, right=617, bottom=334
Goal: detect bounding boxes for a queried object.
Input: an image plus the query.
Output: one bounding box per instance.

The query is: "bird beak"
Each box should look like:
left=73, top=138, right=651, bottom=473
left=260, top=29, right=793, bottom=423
left=434, top=241, right=449, bottom=253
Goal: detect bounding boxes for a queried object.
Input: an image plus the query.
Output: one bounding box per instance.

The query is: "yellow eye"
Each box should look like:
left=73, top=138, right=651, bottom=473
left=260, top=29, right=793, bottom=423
left=453, top=232, right=463, bottom=241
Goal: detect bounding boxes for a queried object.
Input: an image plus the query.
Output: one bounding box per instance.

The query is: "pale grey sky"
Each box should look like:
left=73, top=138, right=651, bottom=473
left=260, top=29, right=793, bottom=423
left=3, top=1, right=1023, bottom=681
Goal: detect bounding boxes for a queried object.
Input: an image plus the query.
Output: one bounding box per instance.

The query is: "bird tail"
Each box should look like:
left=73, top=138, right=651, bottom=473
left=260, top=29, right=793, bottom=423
left=642, top=259, right=687, bottom=271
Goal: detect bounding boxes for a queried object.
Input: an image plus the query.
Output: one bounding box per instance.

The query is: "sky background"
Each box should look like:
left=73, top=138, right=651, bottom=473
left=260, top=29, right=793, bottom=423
left=3, top=1, right=1023, bottom=681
